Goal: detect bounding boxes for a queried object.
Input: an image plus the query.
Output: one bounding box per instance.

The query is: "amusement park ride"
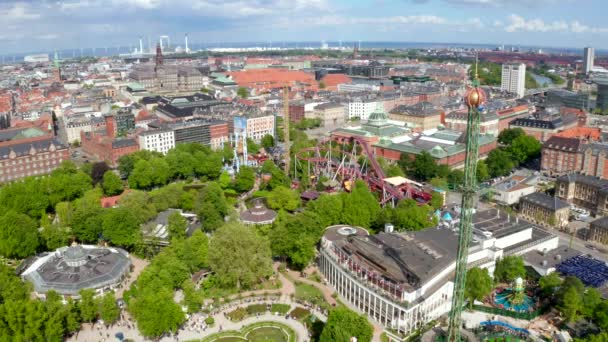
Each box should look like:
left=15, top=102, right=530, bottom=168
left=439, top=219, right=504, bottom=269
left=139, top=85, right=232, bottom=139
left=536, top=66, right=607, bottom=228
left=294, top=137, right=432, bottom=206
left=446, top=58, right=486, bottom=342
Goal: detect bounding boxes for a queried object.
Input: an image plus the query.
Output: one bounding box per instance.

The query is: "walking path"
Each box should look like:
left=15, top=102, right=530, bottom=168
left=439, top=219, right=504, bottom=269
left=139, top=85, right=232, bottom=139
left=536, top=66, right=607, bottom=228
left=69, top=297, right=324, bottom=342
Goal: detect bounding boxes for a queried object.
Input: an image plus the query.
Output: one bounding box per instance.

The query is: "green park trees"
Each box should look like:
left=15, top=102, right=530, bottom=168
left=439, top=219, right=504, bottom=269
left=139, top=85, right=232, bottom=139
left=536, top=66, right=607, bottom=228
left=0, top=211, right=39, bottom=258
left=267, top=186, right=301, bottom=212
left=494, top=256, right=526, bottom=283
left=167, top=211, right=188, bottom=240
left=261, top=134, right=275, bottom=149
left=320, top=307, right=374, bottom=342
left=102, top=170, right=123, bottom=196
left=197, top=182, right=229, bottom=231
left=234, top=166, right=256, bottom=193
left=342, top=180, right=381, bottom=228
left=464, top=267, right=493, bottom=307
left=209, top=223, right=273, bottom=289
left=539, top=272, right=563, bottom=297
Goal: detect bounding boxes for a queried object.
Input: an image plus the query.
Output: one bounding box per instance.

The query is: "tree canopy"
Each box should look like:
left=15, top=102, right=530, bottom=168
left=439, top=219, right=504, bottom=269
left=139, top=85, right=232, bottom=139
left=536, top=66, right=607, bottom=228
left=320, top=307, right=374, bottom=342
left=494, top=256, right=526, bottom=283
left=208, top=223, right=273, bottom=289
left=102, top=171, right=123, bottom=196
left=465, top=267, right=493, bottom=307
left=0, top=211, right=39, bottom=258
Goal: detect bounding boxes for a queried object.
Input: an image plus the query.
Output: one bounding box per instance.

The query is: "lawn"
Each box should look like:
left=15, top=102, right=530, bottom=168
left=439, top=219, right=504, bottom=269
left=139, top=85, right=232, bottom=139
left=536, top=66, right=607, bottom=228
left=294, top=281, right=329, bottom=310
left=270, top=304, right=291, bottom=315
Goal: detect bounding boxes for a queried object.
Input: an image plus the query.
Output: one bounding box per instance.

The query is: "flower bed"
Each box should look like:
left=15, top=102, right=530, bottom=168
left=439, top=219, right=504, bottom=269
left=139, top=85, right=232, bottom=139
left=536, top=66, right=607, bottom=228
left=270, top=304, right=291, bottom=315
left=227, top=307, right=248, bottom=321
left=288, top=307, right=310, bottom=320
left=246, top=304, right=268, bottom=315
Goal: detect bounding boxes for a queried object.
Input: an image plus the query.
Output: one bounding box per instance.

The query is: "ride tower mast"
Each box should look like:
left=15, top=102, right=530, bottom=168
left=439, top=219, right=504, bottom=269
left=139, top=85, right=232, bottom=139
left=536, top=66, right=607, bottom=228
left=446, top=58, right=486, bottom=342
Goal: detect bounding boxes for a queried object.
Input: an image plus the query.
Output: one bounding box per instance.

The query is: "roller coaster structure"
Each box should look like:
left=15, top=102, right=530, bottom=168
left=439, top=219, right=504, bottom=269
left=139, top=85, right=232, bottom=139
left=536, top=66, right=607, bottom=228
left=294, top=136, right=432, bottom=206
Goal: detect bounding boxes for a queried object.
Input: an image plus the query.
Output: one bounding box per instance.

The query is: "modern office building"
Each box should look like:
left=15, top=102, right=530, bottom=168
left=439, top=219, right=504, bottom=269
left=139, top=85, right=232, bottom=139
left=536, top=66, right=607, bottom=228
left=546, top=89, right=591, bottom=111
left=501, top=63, right=526, bottom=98
left=318, top=210, right=558, bottom=338
left=596, top=78, right=608, bottom=112
left=583, top=47, right=595, bottom=74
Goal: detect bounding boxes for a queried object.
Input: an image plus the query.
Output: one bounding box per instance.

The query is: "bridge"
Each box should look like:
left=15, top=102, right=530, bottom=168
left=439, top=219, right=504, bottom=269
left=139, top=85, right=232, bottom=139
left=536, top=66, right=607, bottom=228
left=524, top=85, right=561, bottom=96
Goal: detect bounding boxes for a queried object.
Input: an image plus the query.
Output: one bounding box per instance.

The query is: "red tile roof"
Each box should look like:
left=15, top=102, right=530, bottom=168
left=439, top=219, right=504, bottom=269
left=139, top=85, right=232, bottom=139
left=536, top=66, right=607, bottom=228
left=555, top=126, right=601, bottom=141
left=227, top=69, right=316, bottom=89
left=320, top=74, right=352, bottom=90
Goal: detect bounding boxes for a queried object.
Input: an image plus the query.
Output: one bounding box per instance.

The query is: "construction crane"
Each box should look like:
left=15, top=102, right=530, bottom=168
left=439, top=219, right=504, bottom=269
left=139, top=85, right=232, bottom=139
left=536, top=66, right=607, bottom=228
left=283, top=85, right=290, bottom=175
left=446, top=58, right=486, bottom=342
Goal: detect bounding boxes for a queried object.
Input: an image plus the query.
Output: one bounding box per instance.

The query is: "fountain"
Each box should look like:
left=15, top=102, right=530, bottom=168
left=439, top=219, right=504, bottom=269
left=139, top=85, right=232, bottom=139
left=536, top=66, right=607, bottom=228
left=494, top=278, right=536, bottom=312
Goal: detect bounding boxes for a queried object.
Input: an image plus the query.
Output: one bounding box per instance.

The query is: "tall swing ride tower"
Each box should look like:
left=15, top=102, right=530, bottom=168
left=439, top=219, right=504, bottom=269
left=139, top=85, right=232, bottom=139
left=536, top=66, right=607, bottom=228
left=446, top=61, right=487, bottom=342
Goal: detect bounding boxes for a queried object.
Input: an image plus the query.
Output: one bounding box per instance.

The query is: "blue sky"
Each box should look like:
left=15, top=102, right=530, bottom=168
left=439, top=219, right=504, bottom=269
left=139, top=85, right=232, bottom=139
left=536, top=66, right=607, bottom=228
left=1, top=0, right=607, bottom=53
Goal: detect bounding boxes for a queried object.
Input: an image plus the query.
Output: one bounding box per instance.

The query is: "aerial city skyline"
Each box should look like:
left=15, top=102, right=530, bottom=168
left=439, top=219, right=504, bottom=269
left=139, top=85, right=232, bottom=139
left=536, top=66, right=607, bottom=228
left=2, top=1, right=608, bottom=342
left=1, top=0, right=608, bottom=54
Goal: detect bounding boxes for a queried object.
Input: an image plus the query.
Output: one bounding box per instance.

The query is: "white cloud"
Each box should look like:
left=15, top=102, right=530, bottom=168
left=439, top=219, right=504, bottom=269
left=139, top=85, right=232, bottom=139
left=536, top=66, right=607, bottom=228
left=37, top=34, right=60, bottom=40
left=505, top=14, right=568, bottom=32
left=504, top=14, right=608, bottom=34
left=0, top=3, right=40, bottom=20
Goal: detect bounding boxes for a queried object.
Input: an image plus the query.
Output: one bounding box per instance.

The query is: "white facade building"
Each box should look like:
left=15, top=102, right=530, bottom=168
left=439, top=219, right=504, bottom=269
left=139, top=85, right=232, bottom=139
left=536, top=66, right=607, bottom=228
left=138, top=129, right=175, bottom=155
left=246, top=115, right=275, bottom=142
left=584, top=47, right=595, bottom=74
left=347, top=99, right=378, bottom=120
left=501, top=63, right=526, bottom=99
left=318, top=209, right=559, bottom=339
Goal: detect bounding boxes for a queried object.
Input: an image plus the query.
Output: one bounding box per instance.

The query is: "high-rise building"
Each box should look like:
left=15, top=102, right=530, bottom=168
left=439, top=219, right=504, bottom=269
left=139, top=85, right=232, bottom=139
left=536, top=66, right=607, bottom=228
left=596, top=78, right=608, bottom=112
left=501, top=63, right=526, bottom=98
left=583, top=47, right=595, bottom=74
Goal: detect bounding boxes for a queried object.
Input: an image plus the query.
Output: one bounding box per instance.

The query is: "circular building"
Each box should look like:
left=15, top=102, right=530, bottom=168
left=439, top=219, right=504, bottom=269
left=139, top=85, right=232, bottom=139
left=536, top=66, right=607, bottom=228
left=20, top=244, right=131, bottom=299
left=240, top=201, right=277, bottom=225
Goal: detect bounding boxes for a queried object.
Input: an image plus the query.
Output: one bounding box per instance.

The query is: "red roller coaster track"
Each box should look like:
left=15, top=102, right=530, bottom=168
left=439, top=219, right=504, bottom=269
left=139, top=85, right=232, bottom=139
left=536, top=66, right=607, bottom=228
left=295, top=137, right=432, bottom=206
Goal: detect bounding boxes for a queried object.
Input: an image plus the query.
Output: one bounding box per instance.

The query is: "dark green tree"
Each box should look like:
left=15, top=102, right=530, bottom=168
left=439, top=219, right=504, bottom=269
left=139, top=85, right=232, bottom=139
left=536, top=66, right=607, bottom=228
left=267, top=186, right=301, bottom=212
left=560, top=286, right=583, bottom=322
left=320, top=307, right=373, bottom=342
left=486, top=149, right=515, bottom=178
left=100, top=291, right=120, bottom=325
left=494, top=256, right=526, bottom=283
left=465, top=267, right=494, bottom=308
left=102, top=207, right=140, bottom=248
left=409, top=151, right=438, bottom=181
left=508, top=135, right=542, bottom=163
left=91, top=162, right=110, bottom=185
left=448, top=169, right=465, bottom=188
left=234, top=166, right=256, bottom=193
left=79, top=288, right=98, bottom=322
left=208, top=223, right=273, bottom=289
left=181, top=279, right=204, bottom=313
left=167, top=211, right=188, bottom=240
left=342, top=181, right=381, bottom=228
left=306, top=194, right=344, bottom=227
left=498, top=128, right=525, bottom=145
left=539, top=272, right=562, bottom=297
left=476, top=160, right=490, bottom=182
left=0, top=210, right=40, bottom=258
left=102, top=171, right=123, bottom=196
left=237, top=87, right=249, bottom=98
left=261, top=134, right=275, bottom=149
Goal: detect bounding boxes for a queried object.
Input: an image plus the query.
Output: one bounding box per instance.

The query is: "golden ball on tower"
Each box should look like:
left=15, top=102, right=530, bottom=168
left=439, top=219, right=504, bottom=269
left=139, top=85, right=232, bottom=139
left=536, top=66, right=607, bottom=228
left=464, top=87, right=486, bottom=108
